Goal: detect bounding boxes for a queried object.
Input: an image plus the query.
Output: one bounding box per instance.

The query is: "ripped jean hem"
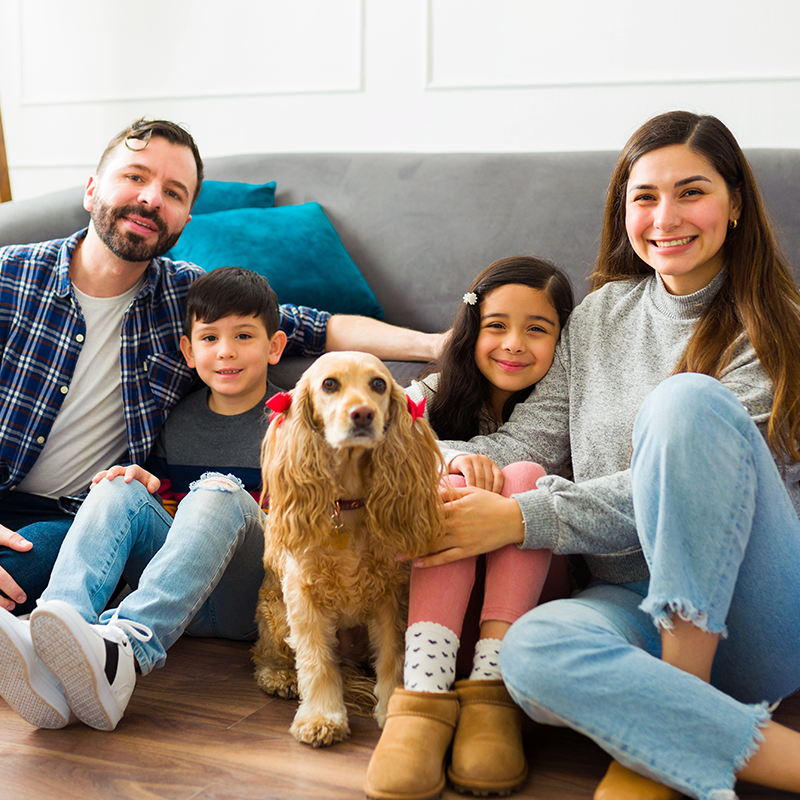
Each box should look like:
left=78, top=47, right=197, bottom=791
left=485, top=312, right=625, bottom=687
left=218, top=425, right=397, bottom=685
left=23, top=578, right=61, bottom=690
left=512, top=688, right=768, bottom=800
left=639, top=595, right=729, bottom=639
left=731, top=701, right=772, bottom=774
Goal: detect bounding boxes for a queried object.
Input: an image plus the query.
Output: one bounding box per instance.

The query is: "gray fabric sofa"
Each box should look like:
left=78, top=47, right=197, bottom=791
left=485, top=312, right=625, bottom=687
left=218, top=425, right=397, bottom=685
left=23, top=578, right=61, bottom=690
left=1, top=150, right=799, bottom=389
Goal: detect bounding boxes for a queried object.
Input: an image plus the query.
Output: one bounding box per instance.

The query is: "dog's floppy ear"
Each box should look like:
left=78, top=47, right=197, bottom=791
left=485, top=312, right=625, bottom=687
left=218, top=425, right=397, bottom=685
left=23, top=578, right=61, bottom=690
left=262, top=375, right=338, bottom=551
left=366, top=380, right=444, bottom=557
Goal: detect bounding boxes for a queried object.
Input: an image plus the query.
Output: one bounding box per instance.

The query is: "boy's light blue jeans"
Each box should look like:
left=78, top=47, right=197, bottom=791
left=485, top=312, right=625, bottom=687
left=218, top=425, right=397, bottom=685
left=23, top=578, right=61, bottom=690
left=41, top=473, right=266, bottom=674
left=500, top=374, right=800, bottom=800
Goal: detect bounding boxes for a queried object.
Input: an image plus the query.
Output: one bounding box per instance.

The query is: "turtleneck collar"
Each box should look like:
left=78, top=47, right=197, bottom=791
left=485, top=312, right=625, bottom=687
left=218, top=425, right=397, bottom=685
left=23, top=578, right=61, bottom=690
left=648, top=268, right=727, bottom=320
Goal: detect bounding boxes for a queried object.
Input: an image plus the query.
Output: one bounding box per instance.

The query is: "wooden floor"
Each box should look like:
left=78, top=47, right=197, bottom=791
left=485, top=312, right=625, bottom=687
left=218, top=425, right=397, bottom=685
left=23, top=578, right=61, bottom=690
left=1, top=636, right=798, bottom=800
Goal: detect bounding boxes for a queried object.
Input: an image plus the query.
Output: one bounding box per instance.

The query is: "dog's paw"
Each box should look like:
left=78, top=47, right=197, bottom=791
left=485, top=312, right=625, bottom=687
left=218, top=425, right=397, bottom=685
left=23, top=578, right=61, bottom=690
left=290, top=709, right=350, bottom=748
left=373, top=703, right=388, bottom=729
left=255, top=666, right=299, bottom=699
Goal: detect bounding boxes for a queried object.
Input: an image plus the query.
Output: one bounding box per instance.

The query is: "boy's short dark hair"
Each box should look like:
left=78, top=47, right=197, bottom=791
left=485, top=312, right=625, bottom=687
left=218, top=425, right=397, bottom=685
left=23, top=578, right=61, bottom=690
left=184, top=267, right=280, bottom=338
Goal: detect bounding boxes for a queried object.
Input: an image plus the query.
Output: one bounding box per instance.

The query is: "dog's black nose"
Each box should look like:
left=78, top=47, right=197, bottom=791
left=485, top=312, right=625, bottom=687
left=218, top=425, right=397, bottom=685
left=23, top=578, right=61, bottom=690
left=350, top=405, right=375, bottom=427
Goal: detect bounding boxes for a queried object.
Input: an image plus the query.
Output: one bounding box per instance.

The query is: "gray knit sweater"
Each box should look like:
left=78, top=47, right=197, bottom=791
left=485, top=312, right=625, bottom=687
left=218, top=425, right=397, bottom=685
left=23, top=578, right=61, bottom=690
left=440, top=270, right=800, bottom=584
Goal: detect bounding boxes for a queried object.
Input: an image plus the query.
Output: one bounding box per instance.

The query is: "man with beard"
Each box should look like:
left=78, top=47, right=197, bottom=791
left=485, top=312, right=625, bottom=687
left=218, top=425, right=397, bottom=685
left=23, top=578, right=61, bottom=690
left=0, top=119, right=442, bottom=615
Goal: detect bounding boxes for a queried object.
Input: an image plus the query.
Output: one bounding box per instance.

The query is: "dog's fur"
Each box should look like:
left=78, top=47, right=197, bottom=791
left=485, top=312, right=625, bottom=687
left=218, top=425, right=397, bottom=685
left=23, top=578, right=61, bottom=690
left=253, top=352, right=444, bottom=747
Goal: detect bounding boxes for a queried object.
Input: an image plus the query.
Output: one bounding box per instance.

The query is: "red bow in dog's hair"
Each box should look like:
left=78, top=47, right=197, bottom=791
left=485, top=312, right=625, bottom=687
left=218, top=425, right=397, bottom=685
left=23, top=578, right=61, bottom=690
left=406, top=396, right=426, bottom=422
left=266, top=391, right=293, bottom=425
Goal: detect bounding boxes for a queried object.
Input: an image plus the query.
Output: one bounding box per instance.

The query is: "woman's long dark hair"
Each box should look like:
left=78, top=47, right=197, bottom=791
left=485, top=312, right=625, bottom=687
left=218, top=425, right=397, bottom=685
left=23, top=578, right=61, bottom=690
left=594, top=110, right=800, bottom=463
left=425, top=256, right=574, bottom=441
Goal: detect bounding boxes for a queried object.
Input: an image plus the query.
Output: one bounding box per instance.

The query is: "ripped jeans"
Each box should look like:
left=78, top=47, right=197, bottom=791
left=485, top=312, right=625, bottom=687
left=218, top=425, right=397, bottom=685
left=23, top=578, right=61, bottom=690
left=41, top=474, right=266, bottom=674
left=500, top=374, right=800, bottom=800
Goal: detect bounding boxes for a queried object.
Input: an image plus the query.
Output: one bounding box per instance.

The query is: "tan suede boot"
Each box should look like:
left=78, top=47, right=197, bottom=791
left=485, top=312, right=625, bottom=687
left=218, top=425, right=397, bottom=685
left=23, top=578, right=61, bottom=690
left=364, top=687, right=460, bottom=800
left=447, top=678, right=528, bottom=796
left=594, top=760, right=684, bottom=800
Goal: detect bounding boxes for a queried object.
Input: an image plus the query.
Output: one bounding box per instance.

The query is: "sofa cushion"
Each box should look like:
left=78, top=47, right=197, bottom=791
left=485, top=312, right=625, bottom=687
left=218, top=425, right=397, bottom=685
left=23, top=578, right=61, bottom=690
left=165, top=203, right=384, bottom=319
left=191, top=180, right=276, bottom=215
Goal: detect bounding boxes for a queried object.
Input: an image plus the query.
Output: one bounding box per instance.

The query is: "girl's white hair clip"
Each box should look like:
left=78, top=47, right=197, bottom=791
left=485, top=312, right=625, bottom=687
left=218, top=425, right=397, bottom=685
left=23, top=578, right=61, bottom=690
left=462, top=291, right=478, bottom=306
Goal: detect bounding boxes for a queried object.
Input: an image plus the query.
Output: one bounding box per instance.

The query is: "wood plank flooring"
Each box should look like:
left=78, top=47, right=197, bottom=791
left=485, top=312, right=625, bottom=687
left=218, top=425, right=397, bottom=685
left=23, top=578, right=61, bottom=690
left=1, top=636, right=798, bottom=800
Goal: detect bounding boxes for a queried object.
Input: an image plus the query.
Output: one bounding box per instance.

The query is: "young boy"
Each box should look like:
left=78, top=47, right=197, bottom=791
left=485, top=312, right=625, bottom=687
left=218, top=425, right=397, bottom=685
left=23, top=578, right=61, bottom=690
left=0, top=267, right=287, bottom=732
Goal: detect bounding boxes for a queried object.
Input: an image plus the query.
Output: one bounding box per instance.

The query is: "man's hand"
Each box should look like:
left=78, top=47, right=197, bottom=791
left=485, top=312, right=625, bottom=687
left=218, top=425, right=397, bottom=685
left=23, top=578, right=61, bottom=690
left=91, top=465, right=161, bottom=494
left=448, top=454, right=504, bottom=492
left=0, top=523, right=31, bottom=611
left=410, top=485, right=525, bottom=568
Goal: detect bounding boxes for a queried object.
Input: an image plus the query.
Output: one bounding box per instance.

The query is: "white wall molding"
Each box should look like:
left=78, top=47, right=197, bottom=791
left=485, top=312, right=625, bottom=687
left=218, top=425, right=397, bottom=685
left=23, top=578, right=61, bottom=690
left=424, top=0, right=800, bottom=91
left=19, top=0, right=365, bottom=106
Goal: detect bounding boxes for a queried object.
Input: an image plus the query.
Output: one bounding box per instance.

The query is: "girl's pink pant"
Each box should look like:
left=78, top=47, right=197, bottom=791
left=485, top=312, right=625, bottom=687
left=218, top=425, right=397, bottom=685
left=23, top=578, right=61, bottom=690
left=408, top=462, right=569, bottom=638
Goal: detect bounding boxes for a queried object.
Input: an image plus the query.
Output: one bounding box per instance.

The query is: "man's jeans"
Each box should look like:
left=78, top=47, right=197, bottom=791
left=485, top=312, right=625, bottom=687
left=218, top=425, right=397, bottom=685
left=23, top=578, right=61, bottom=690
left=0, top=493, right=73, bottom=615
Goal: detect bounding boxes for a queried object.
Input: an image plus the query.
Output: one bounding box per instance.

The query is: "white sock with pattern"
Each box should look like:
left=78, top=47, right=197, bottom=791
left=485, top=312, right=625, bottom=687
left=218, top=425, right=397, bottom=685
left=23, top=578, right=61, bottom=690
left=469, top=637, right=503, bottom=681
left=404, top=621, right=459, bottom=693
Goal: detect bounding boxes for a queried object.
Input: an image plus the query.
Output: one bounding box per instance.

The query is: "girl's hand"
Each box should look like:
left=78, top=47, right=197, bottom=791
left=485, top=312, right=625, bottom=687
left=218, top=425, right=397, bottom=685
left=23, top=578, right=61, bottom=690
left=448, top=454, right=504, bottom=492
left=91, top=465, right=161, bottom=494
left=414, top=485, right=525, bottom=567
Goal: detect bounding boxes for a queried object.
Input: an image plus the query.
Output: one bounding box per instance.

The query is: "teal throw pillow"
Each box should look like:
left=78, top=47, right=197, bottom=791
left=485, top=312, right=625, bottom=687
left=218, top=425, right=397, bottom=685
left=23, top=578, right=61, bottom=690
left=165, top=203, right=384, bottom=319
left=191, top=180, right=276, bottom=215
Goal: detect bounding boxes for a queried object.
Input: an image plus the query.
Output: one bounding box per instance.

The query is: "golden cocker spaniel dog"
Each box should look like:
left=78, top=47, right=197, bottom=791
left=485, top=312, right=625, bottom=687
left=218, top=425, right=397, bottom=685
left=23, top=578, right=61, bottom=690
left=253, top=352, right=444, bottom=747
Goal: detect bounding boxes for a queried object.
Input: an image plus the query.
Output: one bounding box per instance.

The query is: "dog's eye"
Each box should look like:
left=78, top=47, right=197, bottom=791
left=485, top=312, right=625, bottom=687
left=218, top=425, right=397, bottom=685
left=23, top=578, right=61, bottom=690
left=370, top=378, right=387, bottom=394
left=321, top=377, right=340, bottom=393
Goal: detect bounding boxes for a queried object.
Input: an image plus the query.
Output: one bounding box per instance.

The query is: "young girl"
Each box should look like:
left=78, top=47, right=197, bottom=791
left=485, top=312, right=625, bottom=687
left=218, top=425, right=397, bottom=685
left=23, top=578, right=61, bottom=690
left=409, top=112, right=800, bottom=800
left=365, top=256, right=574, bottom=800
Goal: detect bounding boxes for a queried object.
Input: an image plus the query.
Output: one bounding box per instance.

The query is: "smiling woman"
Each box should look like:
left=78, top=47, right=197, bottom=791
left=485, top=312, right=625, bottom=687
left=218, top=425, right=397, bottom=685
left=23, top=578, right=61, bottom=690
left=624, top=144, right=741, bottom=296
left=426, top=110, right=800, bottom=800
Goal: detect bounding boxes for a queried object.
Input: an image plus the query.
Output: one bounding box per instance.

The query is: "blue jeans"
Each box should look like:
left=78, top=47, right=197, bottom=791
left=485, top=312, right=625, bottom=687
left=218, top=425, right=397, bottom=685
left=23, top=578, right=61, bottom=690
left=41, top=473, right=267, bottom=674
left=500, top=374, right=800, bottom=800
left=0, top=493, right=74, bottom=615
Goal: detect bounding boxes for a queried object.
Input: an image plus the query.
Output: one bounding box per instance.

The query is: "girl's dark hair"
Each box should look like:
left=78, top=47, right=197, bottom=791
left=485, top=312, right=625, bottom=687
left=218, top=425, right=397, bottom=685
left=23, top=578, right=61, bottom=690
left=184, top=267, right=280, bottom=338
left=426, top=255, right=574, bottom=441
left=594, top=110, right=800, bottom=463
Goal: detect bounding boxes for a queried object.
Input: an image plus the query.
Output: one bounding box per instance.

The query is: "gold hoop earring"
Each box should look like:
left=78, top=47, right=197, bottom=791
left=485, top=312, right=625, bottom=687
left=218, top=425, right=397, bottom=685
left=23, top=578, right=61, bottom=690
left=728, top=219, right=738, bottom=230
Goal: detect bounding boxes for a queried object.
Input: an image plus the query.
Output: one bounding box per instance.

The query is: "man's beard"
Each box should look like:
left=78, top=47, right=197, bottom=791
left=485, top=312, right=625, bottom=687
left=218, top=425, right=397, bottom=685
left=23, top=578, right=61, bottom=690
left=91, top=197, right=182, bottom=263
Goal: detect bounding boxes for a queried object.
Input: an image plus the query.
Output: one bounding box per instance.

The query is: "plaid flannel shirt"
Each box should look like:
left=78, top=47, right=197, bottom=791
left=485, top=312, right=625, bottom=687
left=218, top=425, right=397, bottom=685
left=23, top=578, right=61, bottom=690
left=0, top=230, right=330, bottom=513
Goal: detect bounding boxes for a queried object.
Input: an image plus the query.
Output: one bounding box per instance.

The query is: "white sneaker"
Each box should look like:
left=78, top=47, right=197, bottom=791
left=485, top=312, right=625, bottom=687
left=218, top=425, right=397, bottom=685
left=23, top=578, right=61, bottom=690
left=30, top=600, right=152, bottom=731
left=0, top=607, right=71, bottom=728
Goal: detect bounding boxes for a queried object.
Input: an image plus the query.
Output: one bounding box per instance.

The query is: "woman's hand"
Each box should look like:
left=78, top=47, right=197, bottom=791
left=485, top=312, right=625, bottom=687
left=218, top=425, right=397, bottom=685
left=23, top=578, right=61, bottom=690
left=0, top=523, right=31, bottom=611
left=448, top=454, right=504, bottom=492
left=91, top=465, right=161, bottom=494
left=414, top=485, right=525, bottom=568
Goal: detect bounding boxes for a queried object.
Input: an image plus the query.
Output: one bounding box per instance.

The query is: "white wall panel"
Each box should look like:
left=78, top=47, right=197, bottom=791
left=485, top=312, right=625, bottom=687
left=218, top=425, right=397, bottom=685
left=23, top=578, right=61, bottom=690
left=19, top=0, right=364, bottom=105
left=427, top=0, right=800, bottom=88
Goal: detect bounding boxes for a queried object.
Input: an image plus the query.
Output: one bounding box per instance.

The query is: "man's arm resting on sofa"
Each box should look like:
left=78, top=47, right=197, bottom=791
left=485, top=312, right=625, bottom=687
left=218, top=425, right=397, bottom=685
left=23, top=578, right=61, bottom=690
left=325, top=314, right=447, bottom=362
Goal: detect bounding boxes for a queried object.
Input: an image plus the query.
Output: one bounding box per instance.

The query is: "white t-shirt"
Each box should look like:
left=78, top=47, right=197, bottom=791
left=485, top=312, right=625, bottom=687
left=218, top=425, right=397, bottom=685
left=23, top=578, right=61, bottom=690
left=17, top=280, right=142, bottom=499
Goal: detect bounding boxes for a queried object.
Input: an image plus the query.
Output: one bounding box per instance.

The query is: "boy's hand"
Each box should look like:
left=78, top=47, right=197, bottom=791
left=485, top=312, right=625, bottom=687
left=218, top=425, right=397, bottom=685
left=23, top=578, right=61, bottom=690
left=0, top=524, right=32, bottom=611
left=448, top=454, right=504, bottom=493
left=91, top=465, right=161, bottom=494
